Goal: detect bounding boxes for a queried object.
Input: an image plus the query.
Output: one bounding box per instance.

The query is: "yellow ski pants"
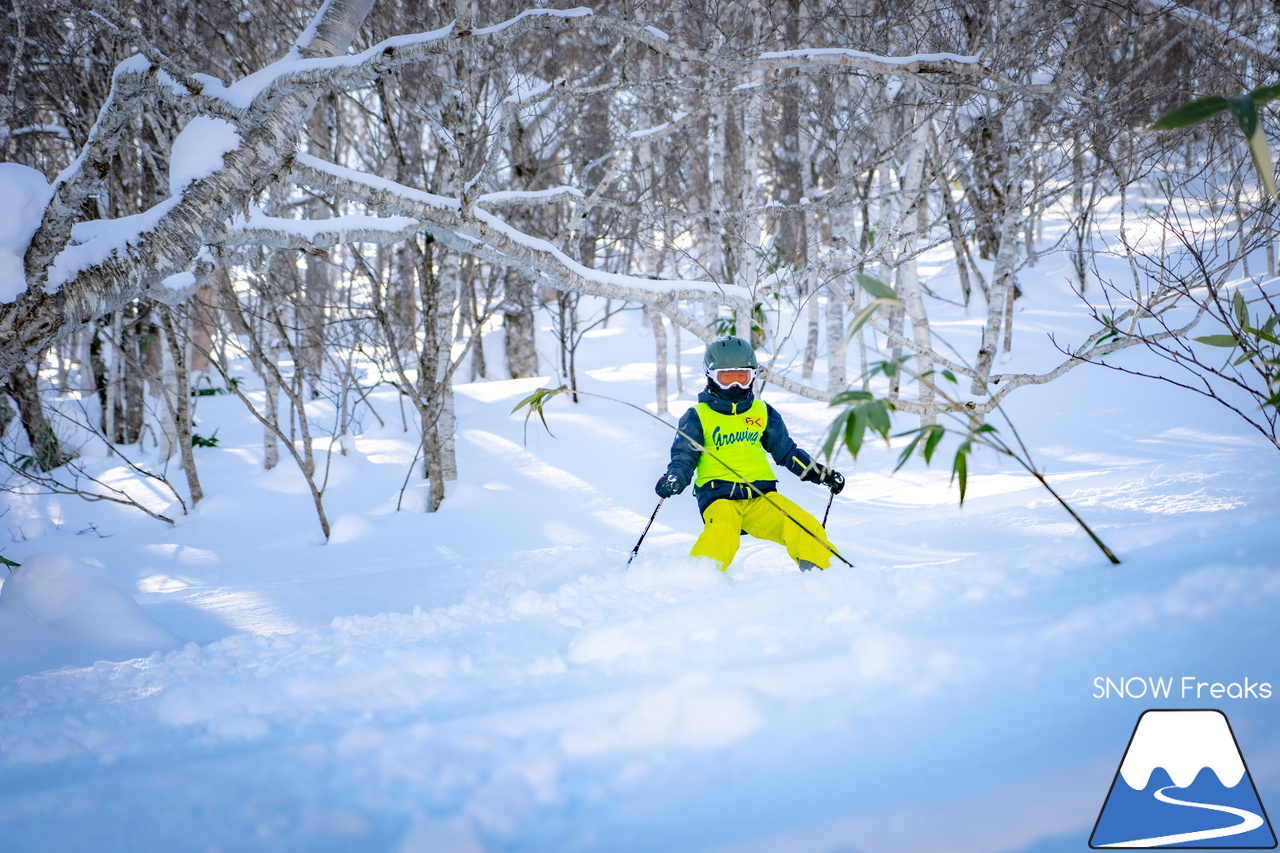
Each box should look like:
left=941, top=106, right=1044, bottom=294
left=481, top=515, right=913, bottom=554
left=690, top=492, right=837, bottom=571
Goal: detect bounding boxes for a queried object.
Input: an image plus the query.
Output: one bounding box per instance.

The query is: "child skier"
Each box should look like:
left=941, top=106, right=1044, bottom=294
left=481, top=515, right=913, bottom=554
left=655, top=336, right=845, bottom=571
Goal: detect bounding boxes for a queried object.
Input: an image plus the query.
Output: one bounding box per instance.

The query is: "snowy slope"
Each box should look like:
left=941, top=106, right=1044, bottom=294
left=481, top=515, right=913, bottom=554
left=1, top=244, right=1278, bottom=852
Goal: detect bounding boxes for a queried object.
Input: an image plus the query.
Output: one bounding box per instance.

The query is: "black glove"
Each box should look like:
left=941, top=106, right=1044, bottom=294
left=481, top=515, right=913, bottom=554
left=820, top=467, right=845, bottom=494
left=655, top=472, right=685, bottom=498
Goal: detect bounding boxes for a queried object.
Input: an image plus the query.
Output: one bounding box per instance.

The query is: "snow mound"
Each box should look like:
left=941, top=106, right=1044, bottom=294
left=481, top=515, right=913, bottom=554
left=0, top=162, right=52, bottom=303
left=168, top=116, right=241, bottom=195
left=0, top=551, right=183, bottom=676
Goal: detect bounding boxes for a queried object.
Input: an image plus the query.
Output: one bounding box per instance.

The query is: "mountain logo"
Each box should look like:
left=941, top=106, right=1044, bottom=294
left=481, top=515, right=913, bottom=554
left=1090, top=709, right=1277, bottom=848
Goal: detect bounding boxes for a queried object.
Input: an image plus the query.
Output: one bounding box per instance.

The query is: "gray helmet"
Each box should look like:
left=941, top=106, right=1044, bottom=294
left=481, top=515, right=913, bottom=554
left=703, top=336, right=758, bottom=371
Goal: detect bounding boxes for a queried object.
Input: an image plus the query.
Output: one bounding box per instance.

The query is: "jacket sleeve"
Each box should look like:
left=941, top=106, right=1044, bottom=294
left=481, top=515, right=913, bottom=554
left=664, top=408, right=703, bottom=491
left=762, top=403, right=825, bottom=482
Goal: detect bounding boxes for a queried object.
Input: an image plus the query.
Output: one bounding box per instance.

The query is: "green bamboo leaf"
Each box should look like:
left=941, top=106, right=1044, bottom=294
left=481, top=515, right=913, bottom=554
left=895, top=430, right=925, bottom=472
left=1233, top=290, right=1249, bottom=328
left=952, top=441, right=971, bottom=505
left=1246, top=125, right=1279, bottom=200
left=855, top=273, right=900, bottom=303
left=1149, top=95, right=1230, bottom=131
left=1193, top=334, right=1242, bottom=348
left=510, top=385, right=568, bottom=439
left=1228, top=95, right=1258, bottom=139
left=1233, top=350, right=1258, bottom=366
left=1229, top=95, right=1280, bottom=200
left=845, top=301, right=887, bottom=341
left=867, top=399, right=893, bottom=438
left=510, top=386, right=556, bottom=416
left=829, top=388, right=897, bottom=463
left=1250, top=82, right=1280, bottom=107
left=1250, top=326, right=1280, bottom=346
left=0, top=555, right=19, bottom=569
left=830, top=389, right=873, bottom=406
left=922, top=423, right=946, bottom=463
left=845, top=408, right=866, bottom=458
left=1264, top=389, right=1280, bottom=408
left=822, top=408, right=853, bottom=461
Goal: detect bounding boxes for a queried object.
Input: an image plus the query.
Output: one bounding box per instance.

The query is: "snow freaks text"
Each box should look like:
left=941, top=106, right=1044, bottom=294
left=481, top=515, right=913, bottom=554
left=1093, top=676, right=1273, bottom=700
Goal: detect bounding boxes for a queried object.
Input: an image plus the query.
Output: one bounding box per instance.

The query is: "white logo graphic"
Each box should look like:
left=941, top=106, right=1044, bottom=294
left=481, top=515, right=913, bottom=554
left=1091, top=709, right=1276, bottom=848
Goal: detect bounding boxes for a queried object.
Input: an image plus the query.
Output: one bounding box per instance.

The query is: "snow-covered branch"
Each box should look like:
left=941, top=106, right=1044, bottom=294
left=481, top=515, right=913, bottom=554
left=754, top=47, right=983, bottom=77
left=202, top=10, right=988, bottom=121
left=222, top=212, right=424, bottom=251
left=288, top=153, right=754, bottom=311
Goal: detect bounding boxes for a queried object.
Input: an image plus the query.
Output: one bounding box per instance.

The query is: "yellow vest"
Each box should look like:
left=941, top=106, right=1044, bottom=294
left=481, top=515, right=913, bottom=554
left=693, top=400, right=775, bottom=486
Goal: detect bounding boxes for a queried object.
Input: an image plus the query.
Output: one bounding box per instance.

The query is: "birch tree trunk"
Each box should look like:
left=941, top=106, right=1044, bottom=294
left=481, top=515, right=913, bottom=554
left=972, top=110, right=1024, bottom=394
left=738, top=10, right=766, bottom=347
left=826, top=278, right=847, bottom=392
left=637, top=41, right=671, bottom=414
left=300, top=99, right=337, bottom=399
left=502, top=269, right=538, bottom=378
left=647, top=306, right=669, bottom=415
left=120, top=312, right=147, bottom=446
left=803, top=273, right=820, bottom=380
left=104, top=313, right=121, bottom=442
left=896, top=99, right=936, bottom=424
left=437, top=256, right=458, bottom=485
left=706, top=78, right=730, bottom=295
left=157, top=321, right=180, bottom=464
left=874, top=104, right=904, bottom=400
left=4, top=364, right=73, bottom=471
left=160, top=307, right=202, bottom=505
left=420, top=239, right=460, bottom=513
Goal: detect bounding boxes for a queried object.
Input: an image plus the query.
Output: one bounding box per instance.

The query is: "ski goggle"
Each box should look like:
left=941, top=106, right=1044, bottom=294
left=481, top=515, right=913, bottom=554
left=708, top=367, right=755, bottom=389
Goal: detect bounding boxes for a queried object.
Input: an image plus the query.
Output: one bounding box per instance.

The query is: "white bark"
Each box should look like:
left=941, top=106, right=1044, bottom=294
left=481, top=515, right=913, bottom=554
left=262, top=339, right=281, bottom=472
left=707, top=81, right=729, bottom=289
left=104, top=312, right=121, bottom=442
left=972, top=214, right=1019, bottom=394
left=802, top=271, right=819, bottom=379
left=159, top=308, right=202, bottom=505
left=647, top=306, right=669, bottom=415
left=971, top=108, right=1024, bottom=394
left=737, top=0, right=766, bottom=308
left=437, top=258, right=458, bottom=484
left=896, top=103, right=936, bottom=423
left=157, top=322, right=179, bottom=463
left=825, top=280, right=846, bottom=392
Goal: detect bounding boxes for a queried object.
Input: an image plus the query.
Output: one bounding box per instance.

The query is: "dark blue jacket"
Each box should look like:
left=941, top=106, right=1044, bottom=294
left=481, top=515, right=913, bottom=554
left=663, top=385, right=824, bottom=516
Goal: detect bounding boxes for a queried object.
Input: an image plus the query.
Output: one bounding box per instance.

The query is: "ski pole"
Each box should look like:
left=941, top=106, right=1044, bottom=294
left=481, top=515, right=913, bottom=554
left=626, top=498, right=664, bottom=567
left=821, top=489, right=834, bottom=528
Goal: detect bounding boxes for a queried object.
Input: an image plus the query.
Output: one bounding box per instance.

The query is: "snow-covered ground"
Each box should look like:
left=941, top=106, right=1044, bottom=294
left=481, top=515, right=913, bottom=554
left=1, top=233, right=1278, bottom=852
